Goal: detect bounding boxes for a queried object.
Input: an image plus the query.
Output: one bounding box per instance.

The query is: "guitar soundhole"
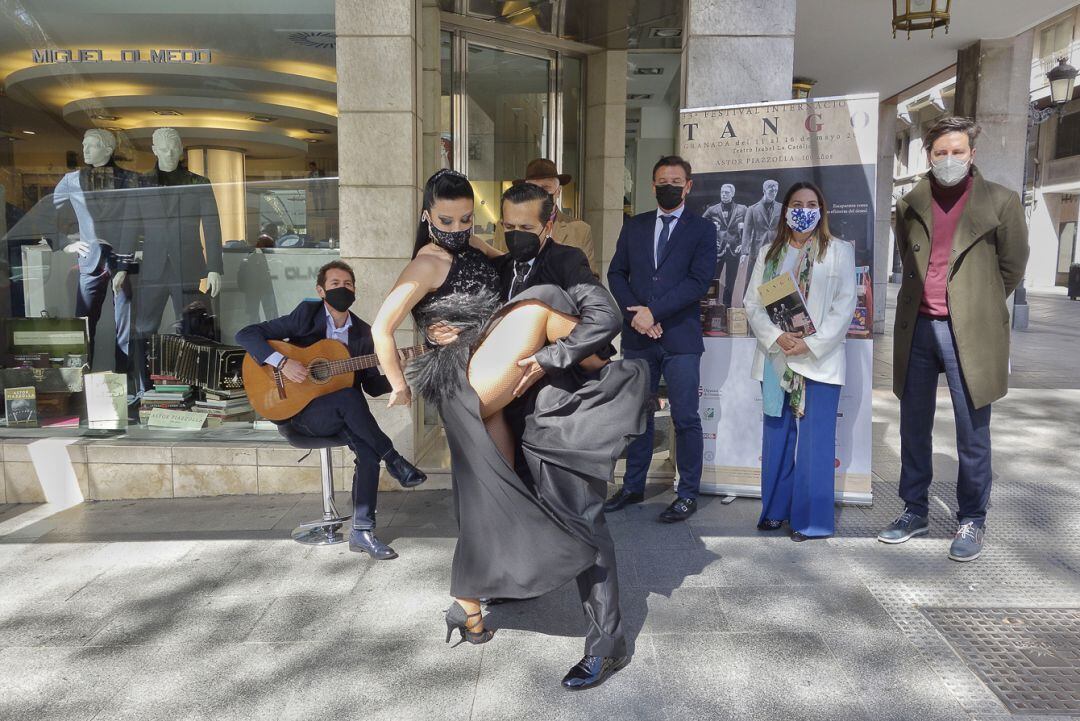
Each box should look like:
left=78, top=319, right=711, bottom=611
left=308, top=359, right=331, bottom=383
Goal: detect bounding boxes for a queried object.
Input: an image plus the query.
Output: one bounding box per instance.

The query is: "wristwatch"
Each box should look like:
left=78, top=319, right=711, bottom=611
left=275, top=356, right=289, bottom=371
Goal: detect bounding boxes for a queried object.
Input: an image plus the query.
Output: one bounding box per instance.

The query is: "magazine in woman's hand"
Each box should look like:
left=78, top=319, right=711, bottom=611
left=758, top=272, right=817, bottom=337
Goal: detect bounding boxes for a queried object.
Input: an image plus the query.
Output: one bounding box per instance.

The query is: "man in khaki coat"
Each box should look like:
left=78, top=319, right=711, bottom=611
left=878, top=116, right=1029, bottom=562
left=494, top=158, right=596, bottom=273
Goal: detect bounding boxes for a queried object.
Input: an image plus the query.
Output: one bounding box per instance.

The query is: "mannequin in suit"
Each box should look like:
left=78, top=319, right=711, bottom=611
left=116, top=127, right=224, bottom=393
left=51, top=129, right=138, bottom=371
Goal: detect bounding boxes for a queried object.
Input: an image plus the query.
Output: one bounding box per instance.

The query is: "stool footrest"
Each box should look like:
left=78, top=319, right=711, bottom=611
left=292, top=522, right=349, bottom=546
left=294, top=515, right=351, bottom=530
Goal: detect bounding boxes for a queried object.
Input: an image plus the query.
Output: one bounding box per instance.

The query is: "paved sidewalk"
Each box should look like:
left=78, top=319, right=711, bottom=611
left=0, top=288, right=1078, bottom=721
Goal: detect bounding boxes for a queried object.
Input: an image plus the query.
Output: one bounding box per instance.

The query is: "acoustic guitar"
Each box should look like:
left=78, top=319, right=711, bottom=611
left=242, top=339, right=428, bottom=421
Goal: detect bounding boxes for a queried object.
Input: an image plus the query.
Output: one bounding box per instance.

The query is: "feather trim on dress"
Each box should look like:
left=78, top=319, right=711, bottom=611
left=407, top=289, right=501, bottom=407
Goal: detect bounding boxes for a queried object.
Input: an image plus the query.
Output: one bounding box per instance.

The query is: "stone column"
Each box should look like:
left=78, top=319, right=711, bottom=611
left=336, top=0, right=423, bottom=464
left=874, top=99, right=898, bottom=333
left=682, top=0, right=795, bottom=108
left=420, top=0, right=443, bottom=177
left=583, top=50, right=628, bottom=281
left=954, top=30, right=1036, bottom=192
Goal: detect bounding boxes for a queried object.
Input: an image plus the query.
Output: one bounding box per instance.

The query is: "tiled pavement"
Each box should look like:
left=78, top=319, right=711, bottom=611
left=0, top=288, right=1077, bottom=721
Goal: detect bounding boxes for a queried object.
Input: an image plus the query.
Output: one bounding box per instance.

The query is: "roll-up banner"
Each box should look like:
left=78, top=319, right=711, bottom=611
left=679, top=93, right=879, bottom=505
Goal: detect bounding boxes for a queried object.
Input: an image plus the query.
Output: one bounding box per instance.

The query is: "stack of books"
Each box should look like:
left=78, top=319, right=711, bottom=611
left=139, top=377, right=194, bottom=424
left=195, top=388, right=254, bottom=427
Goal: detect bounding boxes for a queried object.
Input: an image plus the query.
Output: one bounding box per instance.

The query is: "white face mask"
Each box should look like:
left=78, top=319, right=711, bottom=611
left=930, top=156, right=970, bottom=187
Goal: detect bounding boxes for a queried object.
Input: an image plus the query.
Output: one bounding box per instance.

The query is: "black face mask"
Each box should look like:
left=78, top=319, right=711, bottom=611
left=655, top=184, right=685, bottom=211
left=505, top=229, right=543, bottom=262
left=323, top=287, right=355, bottom=313
left=428, top=221, right=471, bottom=253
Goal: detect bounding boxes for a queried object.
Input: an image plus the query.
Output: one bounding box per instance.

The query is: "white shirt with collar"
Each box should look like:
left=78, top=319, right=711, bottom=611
left=653, top=204, right=685, bottom=266
left=508, top=256, right=537, bottom=299
left=264, top=304, right=351, bottom=367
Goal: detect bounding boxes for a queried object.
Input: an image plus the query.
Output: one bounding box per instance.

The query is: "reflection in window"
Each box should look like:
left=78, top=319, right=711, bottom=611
left=0, top=2, right=338, bottom=432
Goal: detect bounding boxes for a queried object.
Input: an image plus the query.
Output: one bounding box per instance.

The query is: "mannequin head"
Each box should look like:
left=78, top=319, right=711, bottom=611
left=82, top=129, right=117, bottom=167
left=151, top=127, right=183, bottom=172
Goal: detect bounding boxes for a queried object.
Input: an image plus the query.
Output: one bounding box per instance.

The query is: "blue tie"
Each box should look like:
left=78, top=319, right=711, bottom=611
left=656, top=214, right=674, bottom=266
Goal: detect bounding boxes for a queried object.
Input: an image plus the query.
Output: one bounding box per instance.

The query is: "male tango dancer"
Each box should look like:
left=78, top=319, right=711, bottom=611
left=432, top=182, right=638, bottom=690
left=237, top=260, right=426, bottom=559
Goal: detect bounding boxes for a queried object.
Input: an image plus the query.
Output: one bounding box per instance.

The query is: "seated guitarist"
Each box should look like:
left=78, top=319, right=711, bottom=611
left=236, top=260, right=426, bottom=560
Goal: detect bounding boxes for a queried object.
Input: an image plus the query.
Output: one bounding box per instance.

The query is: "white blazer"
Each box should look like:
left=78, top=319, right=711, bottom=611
left=743, top=238, right=857, bottom=387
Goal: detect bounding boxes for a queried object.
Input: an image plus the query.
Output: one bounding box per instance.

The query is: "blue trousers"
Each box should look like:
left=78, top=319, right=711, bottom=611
left=899, top=316, right=993, bottom=525
left=289, top=388, right=392, bottom=530
left=759, top=378, right=841, bottom=538
left=623, top=344, right=703, bottom=499
left=76, top=246, right=131, bottom=373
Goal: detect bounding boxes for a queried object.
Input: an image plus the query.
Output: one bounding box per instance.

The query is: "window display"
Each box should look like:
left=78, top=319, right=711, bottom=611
left=0, top=1, right=338, bottom=436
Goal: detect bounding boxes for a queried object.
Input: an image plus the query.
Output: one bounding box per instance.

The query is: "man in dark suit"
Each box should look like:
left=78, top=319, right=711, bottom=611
left=236, top=260, right=426, bottom=560
left=605, top=155, right=715, bottom=523
left=702, top=183, right=747, bottom=307
left=433, top=183, right=635, bottom=690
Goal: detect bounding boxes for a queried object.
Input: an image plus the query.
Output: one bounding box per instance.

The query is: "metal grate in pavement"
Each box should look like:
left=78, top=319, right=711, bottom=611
left=922, top=607, right=1080, bottom=716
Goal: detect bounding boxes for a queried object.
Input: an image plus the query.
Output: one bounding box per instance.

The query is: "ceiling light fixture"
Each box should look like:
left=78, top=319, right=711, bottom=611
left=21, top=130, right=35, bottom=135
left=648, top=28, right=682, bottom=39
left=633, top=67, right=664, bottom=76
left=627, top=93, right=653, bottom=100
left=249, top=115, right=277, bottom=123
left=91, top=114, right=119, bottom=121
left=307, top=128, right=332, bottom=135
left=892, top=0, right=951, bottom=39
left=153, top=109, right=183, bottom=116
left=303, top=138, right=321, bottom=144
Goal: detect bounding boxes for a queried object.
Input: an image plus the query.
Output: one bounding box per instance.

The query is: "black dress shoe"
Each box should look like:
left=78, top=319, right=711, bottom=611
left=757, top=519, right=783, bottom=531
left=603, top=488, right=644, bottom=513
left=349, top=529, right=398, bottom=559
left=561, top=655, right=630, bottom=691
left=659, top=497, right=697, bottom=523
left=383, top=451, right=427, bottom=488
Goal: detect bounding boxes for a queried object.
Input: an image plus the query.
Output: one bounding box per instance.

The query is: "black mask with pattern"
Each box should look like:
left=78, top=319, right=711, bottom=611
left=428, top=221, right=471, bottom=254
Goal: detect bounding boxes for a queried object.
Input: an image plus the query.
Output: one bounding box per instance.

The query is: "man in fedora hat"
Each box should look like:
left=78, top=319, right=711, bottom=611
left=495, top=157, right=596, bottom=271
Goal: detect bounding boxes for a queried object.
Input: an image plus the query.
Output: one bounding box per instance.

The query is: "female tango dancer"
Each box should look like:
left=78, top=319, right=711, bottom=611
left=371, top=169, right=646, bottom=689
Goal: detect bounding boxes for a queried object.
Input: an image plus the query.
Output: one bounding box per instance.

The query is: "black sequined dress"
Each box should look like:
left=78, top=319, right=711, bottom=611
left=408, top=245, right=648, bottom=600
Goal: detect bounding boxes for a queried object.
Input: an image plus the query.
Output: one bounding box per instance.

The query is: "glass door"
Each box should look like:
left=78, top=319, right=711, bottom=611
left=462, top=42, right=554, bottom=246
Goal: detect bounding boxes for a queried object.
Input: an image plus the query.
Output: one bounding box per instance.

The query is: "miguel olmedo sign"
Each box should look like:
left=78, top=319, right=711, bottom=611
left=31, top=49, right=212, bottom=64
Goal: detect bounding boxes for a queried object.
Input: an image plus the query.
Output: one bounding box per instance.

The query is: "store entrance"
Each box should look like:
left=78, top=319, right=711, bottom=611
left=418, top=24, right=583, bottom=463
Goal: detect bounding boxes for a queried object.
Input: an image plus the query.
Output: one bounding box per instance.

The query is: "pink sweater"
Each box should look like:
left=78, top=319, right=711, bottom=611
left=920, top=174, right=973, bottom=317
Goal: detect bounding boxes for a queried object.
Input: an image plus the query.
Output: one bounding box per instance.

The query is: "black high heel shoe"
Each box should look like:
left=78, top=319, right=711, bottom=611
left=757, top=519, right=783, bottom=531
left=444, top=601, right=494, bottom=647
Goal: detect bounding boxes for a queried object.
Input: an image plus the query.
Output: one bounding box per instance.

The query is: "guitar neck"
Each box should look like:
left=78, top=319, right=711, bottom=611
left=324, top=344, right=427, bottom=377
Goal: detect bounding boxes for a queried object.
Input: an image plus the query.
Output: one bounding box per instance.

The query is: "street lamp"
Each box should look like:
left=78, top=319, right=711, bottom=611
left=792, top=77, right=817, bottom=100
left=1014, top=60, right=1077, bottom=330
left=1047, top=57, right=1078, bottom=106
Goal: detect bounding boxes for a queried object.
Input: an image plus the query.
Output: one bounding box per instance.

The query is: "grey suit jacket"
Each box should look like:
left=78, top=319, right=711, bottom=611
left=52, top=164, right=139, bottom=272
left=118, top=167, right=223, bottom=284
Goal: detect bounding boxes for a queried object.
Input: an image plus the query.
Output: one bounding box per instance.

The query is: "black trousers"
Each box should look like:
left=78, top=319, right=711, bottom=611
left=130, top=269, right=210, bottom=395
left=506, top=388, right=626, bottom=657
left=717, top=252, right=740, bottom=307
left=288, top=388, right=394, bottom=530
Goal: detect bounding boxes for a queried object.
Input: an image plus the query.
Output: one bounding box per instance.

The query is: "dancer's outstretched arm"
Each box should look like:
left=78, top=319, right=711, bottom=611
left=372, top=255, right=443, bottom=407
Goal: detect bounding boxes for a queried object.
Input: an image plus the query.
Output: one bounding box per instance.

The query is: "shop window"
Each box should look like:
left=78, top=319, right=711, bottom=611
left=0, top=2, right=337, bottom=435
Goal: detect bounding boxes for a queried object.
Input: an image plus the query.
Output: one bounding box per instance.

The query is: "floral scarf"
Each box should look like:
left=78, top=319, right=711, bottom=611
left=761, top=241, right=814, bottom=418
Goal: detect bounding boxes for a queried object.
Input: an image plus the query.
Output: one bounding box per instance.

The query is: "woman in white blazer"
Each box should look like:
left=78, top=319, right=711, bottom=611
left=743, top=182, right=856, bottom=541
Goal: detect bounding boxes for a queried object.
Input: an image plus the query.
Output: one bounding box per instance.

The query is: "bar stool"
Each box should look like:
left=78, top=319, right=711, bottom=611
left=277, top=424, right=351, bottom=546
